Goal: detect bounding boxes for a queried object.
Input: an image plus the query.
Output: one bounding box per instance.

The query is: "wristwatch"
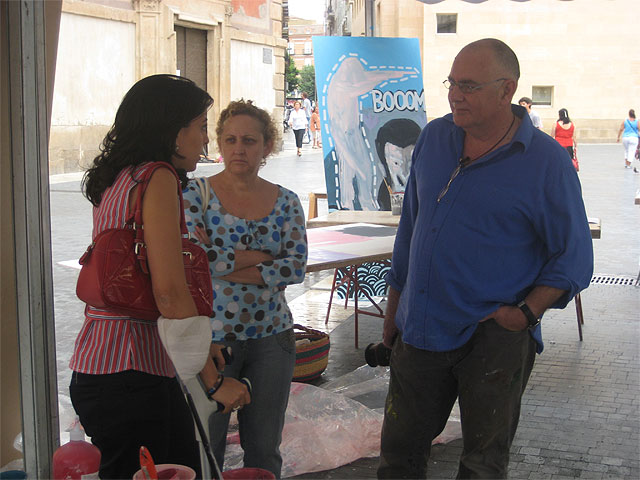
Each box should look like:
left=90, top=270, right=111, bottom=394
left=517, top=300, right=540, bottom=330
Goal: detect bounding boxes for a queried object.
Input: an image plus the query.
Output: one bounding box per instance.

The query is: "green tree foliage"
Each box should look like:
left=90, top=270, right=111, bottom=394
left=285, top=51, right=299, bottom=95
left=298, top=65, right=316, bottom=100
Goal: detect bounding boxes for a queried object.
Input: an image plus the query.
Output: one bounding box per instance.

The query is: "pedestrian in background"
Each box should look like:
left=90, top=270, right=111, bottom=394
left=183, top=99, right=308, bottom=478
left=518, top=96, right=543, bottom=129
left=617, top=109, right=639, bottom=172
left=378, top=38, right=593, bottom=479
left=302, top=92, right=312, bottom=128
left=310, top=106, right=322, bottom=149
left=552, top=108, right=576, bottom=159
left=289, top=100, right=308, bottom=156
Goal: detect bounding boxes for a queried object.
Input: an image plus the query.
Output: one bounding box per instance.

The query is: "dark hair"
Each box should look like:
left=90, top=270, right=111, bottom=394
left=519, top=97, right=533, bottom=105
left=82, top=74, right=213, bottom=206
left=630, top=109, right=636, bottom=119
left=558, top=108, right=571, bottom=124
left=375, top=118, right=422, bottom=180
left=216, top=99, right=278, bottom=165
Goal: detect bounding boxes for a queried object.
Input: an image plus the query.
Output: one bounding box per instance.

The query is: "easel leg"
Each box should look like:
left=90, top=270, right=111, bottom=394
left=575, top=293, right=584, bottom=341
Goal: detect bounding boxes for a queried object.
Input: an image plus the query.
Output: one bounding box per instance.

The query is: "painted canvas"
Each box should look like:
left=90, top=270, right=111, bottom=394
left=313, top=37, right=427, bottom=211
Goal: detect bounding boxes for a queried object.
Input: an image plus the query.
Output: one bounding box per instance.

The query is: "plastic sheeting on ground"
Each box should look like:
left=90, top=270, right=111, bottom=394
left=223, top=365, right=461, bottom=478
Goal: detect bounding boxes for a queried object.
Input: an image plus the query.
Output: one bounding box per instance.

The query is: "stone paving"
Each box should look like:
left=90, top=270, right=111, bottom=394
left=50, top=133, right=640, bottom=478
left=287, top=280, right=639, bottom=479
left=281, top=140, right=640, bottom=479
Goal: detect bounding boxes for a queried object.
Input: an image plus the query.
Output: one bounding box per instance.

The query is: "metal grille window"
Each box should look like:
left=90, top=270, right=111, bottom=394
left=436, top=14, right=457, bottom=34
left=532, top=86, right=553, bottom=106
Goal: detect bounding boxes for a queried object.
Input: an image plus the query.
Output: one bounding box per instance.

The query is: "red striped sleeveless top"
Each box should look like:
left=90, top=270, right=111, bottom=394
left=69, top=163, right=175, bottom=377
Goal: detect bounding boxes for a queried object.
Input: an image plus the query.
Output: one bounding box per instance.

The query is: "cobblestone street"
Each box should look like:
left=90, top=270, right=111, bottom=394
left=50, top=139, right=639, bottom=478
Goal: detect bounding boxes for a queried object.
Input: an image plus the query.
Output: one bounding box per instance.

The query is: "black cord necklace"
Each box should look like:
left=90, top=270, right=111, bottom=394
left=460, top=114, right=516, bottom=167
left=437, top=114, right=517, bottom=203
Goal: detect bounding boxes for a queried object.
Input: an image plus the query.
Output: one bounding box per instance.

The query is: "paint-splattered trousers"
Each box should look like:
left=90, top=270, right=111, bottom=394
left=378, top=319, right=536, bottom=479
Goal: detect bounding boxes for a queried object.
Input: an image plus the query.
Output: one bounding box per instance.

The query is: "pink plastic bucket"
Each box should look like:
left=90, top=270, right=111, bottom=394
left=132, top=464, right=196, bottom=480
left=222, top=467, right=275, bottom=479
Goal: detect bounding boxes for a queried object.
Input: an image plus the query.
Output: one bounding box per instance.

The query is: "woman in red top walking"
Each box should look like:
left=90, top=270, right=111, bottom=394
left=552, top=108, right=577, bottom=160
left=70, top=75, right=250, bottom=479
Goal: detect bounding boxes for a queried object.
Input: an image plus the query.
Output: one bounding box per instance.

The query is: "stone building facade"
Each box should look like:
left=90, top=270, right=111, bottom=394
left=347, top=0, right=639, bottom=142
left=287, top=19, right=324, bottom=70
left=50, top=0, right=287, bottom=174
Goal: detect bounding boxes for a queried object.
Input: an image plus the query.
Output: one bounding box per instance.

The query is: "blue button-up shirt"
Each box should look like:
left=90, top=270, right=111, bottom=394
left=387, top=105, right=593, bottom=353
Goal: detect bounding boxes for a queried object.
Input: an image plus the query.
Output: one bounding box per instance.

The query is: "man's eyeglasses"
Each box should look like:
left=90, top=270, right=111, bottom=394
left=437, top=157, right=474, bottom=203
left=443, top=78, right=507, bottom=94
left=437, top=161, right=463, bottom=203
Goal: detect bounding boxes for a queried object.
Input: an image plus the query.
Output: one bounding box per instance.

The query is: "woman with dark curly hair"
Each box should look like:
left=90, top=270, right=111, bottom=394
left=70, top=75, right=249, bottom=478
left=183, top=99, right=308, bottom=478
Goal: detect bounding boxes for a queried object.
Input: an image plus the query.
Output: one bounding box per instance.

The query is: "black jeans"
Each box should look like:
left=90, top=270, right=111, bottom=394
left=70, top=370, right=201, bottom=479
left=293, top=128, right=305, bottom=148
left=378, top=320, right=536, bottom=479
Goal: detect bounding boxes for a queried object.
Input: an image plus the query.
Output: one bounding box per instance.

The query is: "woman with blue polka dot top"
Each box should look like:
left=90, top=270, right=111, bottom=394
left=183, top=99, right=307, bottom=478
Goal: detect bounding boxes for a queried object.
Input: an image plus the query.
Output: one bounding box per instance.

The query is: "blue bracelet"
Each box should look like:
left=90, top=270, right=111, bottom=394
left=206, top=373, right=224, bottom=401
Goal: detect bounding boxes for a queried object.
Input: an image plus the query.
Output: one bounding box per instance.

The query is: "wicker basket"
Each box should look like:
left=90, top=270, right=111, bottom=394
left=292, top=324, right=330, bottom=382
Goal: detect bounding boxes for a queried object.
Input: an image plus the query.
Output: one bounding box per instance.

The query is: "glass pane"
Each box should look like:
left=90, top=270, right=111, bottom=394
left=532, top=86, right=553, bottom=106
left=437, top=14, right=457, bottom=34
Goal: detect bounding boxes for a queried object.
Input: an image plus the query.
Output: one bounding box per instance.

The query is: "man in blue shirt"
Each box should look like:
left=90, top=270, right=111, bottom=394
left=377, top=39, right=593, bottom=479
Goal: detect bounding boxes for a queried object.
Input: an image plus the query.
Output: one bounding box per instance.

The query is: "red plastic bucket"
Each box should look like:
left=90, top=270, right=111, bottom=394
left=221, top=468, right=275, bottom=479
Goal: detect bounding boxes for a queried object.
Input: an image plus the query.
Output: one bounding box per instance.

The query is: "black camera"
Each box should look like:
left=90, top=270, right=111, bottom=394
left=365, top=342, right=392, bottom=367
left=213, top=346, right=233, bottom=369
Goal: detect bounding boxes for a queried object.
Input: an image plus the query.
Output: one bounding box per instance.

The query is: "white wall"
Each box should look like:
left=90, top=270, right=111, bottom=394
left=52, top=12, right=135, bottom=126
left=230, top=39, right=276, bottom=112
left=49, top=12, right=135, bottom=172
left=420, top=0, right=640, bottom=140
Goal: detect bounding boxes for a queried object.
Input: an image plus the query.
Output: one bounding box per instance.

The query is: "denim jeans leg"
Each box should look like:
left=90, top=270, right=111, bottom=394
left=208, top=340, right=243, bottom=471
left=207, top=330, right=295, bottom=478
left=454, top=320, right=536, bottom=479
left=238, top=329, right=295, bottom=477
left=378, top=337, right=460, bottom=479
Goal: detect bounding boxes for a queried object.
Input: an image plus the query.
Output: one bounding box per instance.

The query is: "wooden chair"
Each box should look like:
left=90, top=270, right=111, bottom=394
left=308, top=192, right=327, bottom=220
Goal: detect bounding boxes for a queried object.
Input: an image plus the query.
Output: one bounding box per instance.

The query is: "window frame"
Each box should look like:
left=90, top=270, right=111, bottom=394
left=532, top=86, right=554, bottom=107
left=436, top=13, right=457, bottom=34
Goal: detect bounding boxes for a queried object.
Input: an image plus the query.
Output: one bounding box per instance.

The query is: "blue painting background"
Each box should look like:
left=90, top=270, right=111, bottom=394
left=313, top=36, right=427, bottom=212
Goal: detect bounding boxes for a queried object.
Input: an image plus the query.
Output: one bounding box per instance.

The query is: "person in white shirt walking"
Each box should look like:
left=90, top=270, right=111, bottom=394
left=302, top=92, right=312, bottom=141
left=519, top=97, right=543, bottom=130
left=288, top=100, right=308, bottom=156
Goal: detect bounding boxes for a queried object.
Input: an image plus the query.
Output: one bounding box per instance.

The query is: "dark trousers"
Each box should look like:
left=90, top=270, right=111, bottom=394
left=70, top=370, right=201, bottom=480
left=565, top=146, right=574, bottom=159
left=378, top=319, right=536, bottom=479
left=293, top=128, right=305, bottom=148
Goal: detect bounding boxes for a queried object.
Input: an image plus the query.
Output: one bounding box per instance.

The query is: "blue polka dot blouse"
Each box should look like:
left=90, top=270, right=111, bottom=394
left=183, top=179, right=308, bottom=341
